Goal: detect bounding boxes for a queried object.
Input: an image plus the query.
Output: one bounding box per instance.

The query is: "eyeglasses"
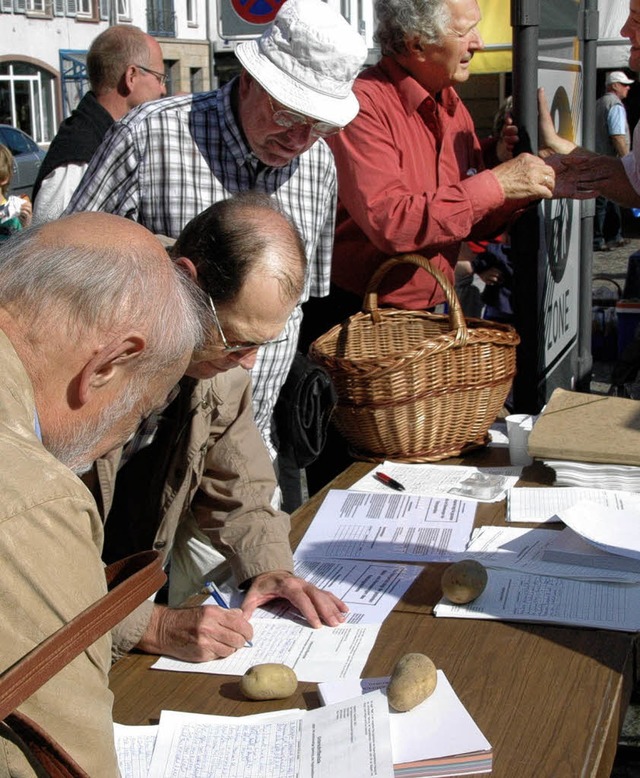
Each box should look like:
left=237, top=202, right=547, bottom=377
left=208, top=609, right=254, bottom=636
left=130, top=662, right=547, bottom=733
left=266, top=93, right=343, bottom=138
left=135, top=64, right=167, bottom=87
left=207, top=296, right=288, bottom=353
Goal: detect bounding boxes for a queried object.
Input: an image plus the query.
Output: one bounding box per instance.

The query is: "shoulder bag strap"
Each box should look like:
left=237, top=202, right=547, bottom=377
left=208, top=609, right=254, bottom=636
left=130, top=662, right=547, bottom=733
left=0, top=549, right=166, bottom=720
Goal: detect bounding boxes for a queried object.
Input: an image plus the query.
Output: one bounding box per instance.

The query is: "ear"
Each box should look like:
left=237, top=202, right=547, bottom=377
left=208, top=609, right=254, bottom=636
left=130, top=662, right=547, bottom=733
left=77, top=335, right=146, bottom=405
left=121, top=64, right=137, bottom=95
left=406, top=36, right=426, bottom=59
left=239, top=69, right=252, bottom=99
left=174, top=256, right=198, bottom=283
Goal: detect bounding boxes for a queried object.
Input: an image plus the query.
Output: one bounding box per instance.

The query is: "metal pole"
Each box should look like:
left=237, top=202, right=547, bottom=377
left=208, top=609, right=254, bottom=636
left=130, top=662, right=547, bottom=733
left=511, top=0, right=543, bottom=413
left=575, top=0, right=599, bottom=391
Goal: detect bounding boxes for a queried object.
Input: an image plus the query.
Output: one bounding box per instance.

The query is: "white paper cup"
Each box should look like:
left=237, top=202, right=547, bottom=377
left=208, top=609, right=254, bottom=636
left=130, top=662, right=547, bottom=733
left=506, top=414, right=534, bottom=465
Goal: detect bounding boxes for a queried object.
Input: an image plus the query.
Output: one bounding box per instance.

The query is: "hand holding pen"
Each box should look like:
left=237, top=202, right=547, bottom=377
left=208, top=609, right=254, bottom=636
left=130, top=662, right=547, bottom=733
left=205, top=581, right=254, bottom=647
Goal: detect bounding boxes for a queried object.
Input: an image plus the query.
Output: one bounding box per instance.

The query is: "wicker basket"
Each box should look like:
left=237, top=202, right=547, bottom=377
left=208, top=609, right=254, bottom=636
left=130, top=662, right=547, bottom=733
left=309, top=254, right=521, bottom=462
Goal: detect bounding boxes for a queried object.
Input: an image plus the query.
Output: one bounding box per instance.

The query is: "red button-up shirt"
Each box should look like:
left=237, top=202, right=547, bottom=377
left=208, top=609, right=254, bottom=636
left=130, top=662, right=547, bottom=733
left=328, top=56, right=512, bottom=309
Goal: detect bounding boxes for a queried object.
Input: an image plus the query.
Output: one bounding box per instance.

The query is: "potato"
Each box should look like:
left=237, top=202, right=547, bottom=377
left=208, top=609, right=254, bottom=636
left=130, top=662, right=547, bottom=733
left=239, top=663, right=298, bottom=701
left=387, top=653, right=437, bottom=712
left=441, top=559, right=488, bottom=604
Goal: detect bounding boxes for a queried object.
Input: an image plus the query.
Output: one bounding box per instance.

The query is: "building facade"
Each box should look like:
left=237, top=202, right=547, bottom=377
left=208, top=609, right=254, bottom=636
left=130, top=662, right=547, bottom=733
left=0, top=0, right=211, bottom=145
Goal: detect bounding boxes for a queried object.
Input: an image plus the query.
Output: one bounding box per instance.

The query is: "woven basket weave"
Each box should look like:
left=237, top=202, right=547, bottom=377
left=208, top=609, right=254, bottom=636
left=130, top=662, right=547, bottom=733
left=309, top=254, right=521, bottom=463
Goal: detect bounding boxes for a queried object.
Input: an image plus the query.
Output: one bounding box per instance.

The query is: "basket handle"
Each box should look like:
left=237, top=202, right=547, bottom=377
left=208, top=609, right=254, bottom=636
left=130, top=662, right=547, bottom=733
left=362, top=254, right=468, bottom=345
left=592, top=275, right=622, bottom=296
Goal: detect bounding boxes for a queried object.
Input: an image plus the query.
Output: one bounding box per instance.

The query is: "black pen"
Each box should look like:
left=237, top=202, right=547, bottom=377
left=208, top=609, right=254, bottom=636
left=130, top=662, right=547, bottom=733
left=374, top=471, right=406, bottom=491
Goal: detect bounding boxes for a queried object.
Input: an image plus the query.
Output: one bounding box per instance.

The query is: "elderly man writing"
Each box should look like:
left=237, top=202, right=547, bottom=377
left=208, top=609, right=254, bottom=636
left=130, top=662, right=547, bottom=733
left=91, top=194, right=348, bottom=663
left=0, top=213, right=203, bottom=775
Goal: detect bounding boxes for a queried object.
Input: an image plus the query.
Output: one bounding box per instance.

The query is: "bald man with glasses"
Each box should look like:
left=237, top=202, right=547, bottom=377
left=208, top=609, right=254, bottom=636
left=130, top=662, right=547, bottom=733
left=66, top=0, right=367, bottom=510
left=90, top=193, right=349, bottom=664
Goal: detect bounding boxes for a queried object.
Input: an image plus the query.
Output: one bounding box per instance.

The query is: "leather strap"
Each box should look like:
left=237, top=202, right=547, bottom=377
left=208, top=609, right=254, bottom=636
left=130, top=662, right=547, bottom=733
left=0, top=549, right=166, bottom=720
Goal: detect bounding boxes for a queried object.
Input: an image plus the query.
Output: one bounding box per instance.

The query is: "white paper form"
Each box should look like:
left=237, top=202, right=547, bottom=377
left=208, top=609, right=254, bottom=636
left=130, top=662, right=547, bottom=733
left=507, top=486, right=640, bottom=523
left=557, top=501, right=640, bottom=561
left=294, top=489, right=477, bottom=563
left=240, top=560, right=423, bottom=625
left=462, top=525, right=640, bottom=582
left=152, top=619, right=380, bottom=682
left=147, top=693, right=394, bottom=778
left=317, top=672, right=491, bottom=766
left=114, top=724, right=158, bottom=778
left=351, top=462, right=520, bottom=503
left=434, top=568, right=640, bottom=631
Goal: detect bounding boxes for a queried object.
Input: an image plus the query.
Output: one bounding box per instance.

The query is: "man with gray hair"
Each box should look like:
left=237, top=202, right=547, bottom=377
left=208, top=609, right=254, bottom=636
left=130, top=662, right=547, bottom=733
left=65, top=0, right=368, bottom=502
left=32, top=24, right=166, bottom=223
left=316, top=0, right=556, bottom=318
left=0, top=212, right=203, bottom=775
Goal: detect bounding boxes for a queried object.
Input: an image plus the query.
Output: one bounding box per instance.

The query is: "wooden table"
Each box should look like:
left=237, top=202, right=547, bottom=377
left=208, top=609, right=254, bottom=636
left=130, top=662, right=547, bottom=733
left=110, top=449, right=637, bottom=778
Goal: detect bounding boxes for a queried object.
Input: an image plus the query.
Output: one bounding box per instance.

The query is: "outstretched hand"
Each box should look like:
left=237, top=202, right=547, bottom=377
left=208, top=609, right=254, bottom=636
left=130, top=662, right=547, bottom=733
left=241, top=570, right=349, bottom=628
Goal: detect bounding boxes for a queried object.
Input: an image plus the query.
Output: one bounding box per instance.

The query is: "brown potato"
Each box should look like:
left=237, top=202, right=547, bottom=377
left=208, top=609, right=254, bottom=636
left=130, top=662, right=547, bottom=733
left=239, top=663, right=298, bottom=701
left=387, top=653, right=437, bottom=712
left=441, top=559, right=488, bottom=604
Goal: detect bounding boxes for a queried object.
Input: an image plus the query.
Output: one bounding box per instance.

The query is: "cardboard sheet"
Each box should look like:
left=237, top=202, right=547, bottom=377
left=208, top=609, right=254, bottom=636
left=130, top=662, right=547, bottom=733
left=527, top=388, right=640, bottom=466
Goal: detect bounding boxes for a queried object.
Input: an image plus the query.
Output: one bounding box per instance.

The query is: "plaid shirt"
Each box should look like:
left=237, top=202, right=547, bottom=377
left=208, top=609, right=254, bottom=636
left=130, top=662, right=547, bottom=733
left=66, top=80, right=336, bottom=460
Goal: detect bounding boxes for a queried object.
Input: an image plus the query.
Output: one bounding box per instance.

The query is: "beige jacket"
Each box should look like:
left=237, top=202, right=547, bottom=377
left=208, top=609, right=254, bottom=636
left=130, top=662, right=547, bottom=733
left=0, top=331, right=119, bottom=777
left=93, top=368, right=293, bottom=653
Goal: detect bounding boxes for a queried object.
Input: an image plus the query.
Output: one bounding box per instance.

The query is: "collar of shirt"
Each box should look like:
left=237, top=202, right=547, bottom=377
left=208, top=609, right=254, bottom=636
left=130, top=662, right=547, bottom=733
left=218, top=78, right=263, bottom=170
left=378, top=55, right=460, bottom=119
left=118, top=383, right=182, bottom=468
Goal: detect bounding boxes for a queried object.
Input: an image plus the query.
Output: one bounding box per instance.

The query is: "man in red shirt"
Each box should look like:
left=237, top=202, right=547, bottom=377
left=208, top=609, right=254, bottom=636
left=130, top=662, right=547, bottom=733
left=304, top=0, right=555, bottom=325
left=300, top=0, right=556, bottom=493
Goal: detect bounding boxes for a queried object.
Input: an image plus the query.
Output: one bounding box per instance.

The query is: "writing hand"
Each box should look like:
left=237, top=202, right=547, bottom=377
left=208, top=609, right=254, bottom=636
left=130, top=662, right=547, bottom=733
left=137, top=603, right=253, bottom=662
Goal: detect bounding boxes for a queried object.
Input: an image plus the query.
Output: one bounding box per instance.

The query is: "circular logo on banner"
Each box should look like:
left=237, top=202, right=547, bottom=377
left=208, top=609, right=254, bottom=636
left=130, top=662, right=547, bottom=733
left=544, top=85, right=574, bottom=284
left=230, top=0, right=286, bottom=25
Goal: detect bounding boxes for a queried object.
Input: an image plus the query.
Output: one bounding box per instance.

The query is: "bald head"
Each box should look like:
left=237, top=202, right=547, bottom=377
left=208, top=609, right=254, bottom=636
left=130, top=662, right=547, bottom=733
left=171, top=192, right=307, bottom=306
left=0, top=212, right=203, bottom=368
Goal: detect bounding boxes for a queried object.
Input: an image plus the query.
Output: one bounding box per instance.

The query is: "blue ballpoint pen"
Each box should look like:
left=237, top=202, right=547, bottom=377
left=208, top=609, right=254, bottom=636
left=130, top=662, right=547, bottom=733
left=205, top=581, right=253, bottom=647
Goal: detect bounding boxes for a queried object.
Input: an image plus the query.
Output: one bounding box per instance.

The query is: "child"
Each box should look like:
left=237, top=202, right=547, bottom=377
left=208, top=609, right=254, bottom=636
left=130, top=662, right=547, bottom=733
left=0, top=144, right=32, bottom=240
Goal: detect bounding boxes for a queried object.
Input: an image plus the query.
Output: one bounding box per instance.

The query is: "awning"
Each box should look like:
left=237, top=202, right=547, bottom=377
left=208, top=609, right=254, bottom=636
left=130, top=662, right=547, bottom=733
left=471, top=0, right=630, bottom=74
left=471, top=0, right=513, bottom=74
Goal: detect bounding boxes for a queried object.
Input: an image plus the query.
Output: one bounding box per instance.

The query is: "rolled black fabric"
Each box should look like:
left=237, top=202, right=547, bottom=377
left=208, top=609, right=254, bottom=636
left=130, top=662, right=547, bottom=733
left=274, top=351, right=337, bottom=468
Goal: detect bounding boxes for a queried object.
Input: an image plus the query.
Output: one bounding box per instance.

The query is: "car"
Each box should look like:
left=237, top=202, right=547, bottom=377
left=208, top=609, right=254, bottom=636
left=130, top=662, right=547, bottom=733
left=0, top=124, right=46, bottom=198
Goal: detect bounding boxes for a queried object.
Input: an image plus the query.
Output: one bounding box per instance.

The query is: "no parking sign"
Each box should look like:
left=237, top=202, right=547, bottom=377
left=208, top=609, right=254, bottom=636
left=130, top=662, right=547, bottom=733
left=221, top=0, right=287, bottom=37
left=230, top=0, right=286, bottom=25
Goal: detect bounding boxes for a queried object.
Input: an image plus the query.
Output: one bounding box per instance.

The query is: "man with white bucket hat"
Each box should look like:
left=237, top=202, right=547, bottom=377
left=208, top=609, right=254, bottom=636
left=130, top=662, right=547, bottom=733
left=66, top=0, right=367, bottom=487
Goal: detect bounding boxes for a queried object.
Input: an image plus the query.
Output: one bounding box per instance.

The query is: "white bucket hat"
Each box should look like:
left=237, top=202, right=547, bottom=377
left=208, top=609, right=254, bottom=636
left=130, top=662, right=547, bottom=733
left=235, top=0, right=368, bottom=128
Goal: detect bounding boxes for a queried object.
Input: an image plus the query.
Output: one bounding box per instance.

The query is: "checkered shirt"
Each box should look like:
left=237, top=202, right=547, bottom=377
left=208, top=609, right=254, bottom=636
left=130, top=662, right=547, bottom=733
left=66, top=80, right=337, bottom=460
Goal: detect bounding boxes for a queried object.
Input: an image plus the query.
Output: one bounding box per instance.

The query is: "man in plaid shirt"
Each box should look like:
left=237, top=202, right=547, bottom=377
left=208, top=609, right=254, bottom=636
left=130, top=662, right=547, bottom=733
left=66, top=0, right=367, bottom=491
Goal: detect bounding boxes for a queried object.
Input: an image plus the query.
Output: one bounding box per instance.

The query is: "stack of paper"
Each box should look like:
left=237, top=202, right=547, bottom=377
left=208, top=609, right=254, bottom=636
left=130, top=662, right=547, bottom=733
left=506, top=486, right=640, bottom=523
left=542, top=526, right=640, bottom=573
left=458, top=525, right=640, bottom=583
left=294, top=489, right=477, bottom=563
left=115, top=692, right=395, bottom=778
left=317, top=672, right=492, bottom=778
left=434, top=566, right=640, bottom=631
left=543, top=460, right=640, bottom=491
